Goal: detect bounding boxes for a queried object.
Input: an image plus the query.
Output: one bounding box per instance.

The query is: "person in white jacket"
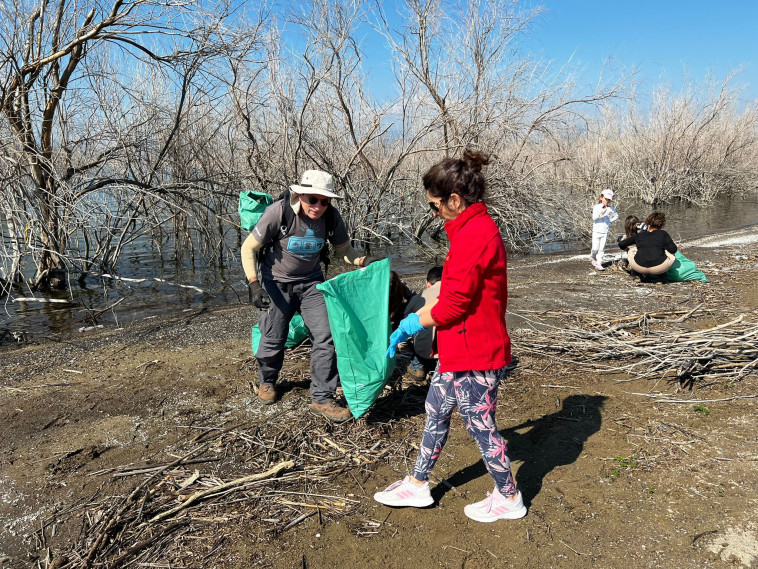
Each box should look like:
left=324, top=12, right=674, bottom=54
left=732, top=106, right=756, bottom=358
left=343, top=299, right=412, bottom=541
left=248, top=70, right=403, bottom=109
left=590, top=189, right=619, bottom=271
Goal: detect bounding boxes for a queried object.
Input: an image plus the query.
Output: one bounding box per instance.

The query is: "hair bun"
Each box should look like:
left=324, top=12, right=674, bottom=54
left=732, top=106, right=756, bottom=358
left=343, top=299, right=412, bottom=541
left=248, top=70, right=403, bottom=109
left=462, top=149, right=490, bottom=172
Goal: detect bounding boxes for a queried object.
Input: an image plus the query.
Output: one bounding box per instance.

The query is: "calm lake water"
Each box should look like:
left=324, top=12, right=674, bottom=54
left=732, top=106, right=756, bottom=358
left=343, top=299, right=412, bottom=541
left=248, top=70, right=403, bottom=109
left=2, top=196, right=758, bottom=339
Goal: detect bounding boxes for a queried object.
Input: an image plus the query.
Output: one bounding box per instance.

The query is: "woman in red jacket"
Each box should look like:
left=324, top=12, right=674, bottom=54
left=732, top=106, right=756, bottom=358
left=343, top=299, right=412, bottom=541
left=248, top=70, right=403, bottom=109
left=375, top=150, right=526, bottom=522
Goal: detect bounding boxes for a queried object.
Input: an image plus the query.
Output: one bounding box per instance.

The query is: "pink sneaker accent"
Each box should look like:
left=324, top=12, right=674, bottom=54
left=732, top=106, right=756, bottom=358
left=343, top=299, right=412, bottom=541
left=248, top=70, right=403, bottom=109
left=464, top=488, right=527, bottom=522
left=373, top=476, right=434, bottom=508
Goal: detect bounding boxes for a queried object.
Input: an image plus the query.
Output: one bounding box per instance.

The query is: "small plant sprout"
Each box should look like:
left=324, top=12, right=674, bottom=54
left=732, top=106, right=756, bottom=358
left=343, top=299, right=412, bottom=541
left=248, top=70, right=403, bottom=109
left=613, top=456, right=639, bottom=469
left=694, top=405, right=710, bottom=416
left=605, top=456, right=639, bottom=481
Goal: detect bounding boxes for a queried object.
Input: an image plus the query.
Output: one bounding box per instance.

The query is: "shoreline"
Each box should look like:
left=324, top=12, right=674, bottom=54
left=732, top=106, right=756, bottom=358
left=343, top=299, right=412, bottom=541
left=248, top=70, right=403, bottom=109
left=2, top=221, right=757, bottom=343
left=1, top=236, right=757, bottom=568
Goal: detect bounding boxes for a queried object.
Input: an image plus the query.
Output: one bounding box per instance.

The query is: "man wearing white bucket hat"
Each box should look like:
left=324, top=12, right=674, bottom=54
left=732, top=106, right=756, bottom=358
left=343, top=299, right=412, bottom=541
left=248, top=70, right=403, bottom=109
left=240, top=170, right=380, bottom=422
left=590, top=188, right=619, bottom=271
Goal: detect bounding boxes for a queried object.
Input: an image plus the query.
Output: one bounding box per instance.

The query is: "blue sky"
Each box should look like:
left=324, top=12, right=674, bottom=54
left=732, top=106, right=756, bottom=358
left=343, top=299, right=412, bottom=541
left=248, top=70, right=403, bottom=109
left=526, top=0, right=758, bottom=101
left=358, top=0, right=758, bottom=104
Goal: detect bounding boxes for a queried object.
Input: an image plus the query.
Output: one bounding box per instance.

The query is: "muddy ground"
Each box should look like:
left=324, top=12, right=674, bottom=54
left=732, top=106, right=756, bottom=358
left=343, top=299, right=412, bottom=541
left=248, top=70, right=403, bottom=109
left=1, top=234, right=758, bottom=569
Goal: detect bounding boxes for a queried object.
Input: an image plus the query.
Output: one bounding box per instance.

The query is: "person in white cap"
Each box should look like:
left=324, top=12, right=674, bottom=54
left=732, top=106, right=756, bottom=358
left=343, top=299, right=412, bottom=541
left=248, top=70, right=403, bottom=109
left=590, top=189, right=619, bottom=271
left=240, top=170, right=380, bottom=422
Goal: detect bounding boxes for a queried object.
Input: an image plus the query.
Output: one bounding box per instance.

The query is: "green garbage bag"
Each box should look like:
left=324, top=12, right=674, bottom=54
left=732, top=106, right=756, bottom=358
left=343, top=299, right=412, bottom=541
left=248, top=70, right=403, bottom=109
left=317, top=259, right=394, bottom=419
left=239, top=190, right=273, bottom=231
left=251, top=312, right=309, bottom=355
left=664, top=251, right=709, bottom=282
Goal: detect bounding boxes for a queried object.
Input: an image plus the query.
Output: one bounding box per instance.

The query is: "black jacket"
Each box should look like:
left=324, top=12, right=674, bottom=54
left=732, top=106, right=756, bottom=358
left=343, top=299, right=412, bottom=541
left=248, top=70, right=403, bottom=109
left=618, top=229, right=677, bottom=267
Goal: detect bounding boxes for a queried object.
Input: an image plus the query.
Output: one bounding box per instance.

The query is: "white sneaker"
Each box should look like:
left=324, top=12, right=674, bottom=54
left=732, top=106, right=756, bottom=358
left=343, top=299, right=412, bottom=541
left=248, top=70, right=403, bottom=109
left=464, top=488, right=527, bottom=522
left=595, top=261, right=605, bottom=271
left=373, top=476, right=434, bottom=508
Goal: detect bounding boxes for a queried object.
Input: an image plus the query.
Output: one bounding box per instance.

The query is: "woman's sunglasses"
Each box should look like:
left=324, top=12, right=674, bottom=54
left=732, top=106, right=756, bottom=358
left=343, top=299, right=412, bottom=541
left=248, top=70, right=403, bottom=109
left=304, top=195, right=330, bottom=206
left=428, top=199, right=442, bottom=212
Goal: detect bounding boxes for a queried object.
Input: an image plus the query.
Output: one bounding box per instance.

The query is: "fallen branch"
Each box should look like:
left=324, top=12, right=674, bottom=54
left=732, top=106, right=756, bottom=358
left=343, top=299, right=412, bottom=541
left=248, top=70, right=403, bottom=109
left=12, top=297, right=74, bottom=304
left=282, top=511, right=317, bottom=531
left=108, top=519, right=188, bottom=569
left=77, top=297, right=125, bottom=323
left=82, top=443, right=215, bottom=565
left=624, top=393, right=757, bottom=404
left=2, top=382, right=82, bottom=391
left=99, top=273, right=205, bottom=294
left=88, top=457, right=220, bottom=478
left=150, top=460, right=295, bottom=523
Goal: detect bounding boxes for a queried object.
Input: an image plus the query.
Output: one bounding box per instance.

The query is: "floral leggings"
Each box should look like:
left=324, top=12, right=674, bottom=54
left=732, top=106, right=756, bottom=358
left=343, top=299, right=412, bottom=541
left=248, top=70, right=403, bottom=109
left=412, top=365, right=517, bottom=497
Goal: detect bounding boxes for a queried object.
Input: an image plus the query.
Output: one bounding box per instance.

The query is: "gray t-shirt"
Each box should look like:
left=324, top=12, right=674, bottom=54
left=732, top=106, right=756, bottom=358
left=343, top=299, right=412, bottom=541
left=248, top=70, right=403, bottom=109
left=252, top=200, right=349, bottom=283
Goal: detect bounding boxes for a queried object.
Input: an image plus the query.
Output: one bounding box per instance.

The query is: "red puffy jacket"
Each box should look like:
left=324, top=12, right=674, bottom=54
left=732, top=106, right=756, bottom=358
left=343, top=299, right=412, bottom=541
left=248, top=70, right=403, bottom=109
left=430, top=202, right=511, bottom=372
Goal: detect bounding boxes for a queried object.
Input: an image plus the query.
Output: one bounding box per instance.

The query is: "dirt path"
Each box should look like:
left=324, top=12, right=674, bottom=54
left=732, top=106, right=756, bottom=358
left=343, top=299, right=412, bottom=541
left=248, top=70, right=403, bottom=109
left=1, top=240, right=757, bottom=568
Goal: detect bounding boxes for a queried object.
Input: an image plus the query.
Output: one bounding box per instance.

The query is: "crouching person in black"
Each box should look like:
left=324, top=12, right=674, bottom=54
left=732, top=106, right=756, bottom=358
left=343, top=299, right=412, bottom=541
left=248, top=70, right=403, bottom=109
left=617, top=211, right=677, bottom=282
left=403, top=266, right=443, bottom=382
left=241, top=170, right=379, bottom=422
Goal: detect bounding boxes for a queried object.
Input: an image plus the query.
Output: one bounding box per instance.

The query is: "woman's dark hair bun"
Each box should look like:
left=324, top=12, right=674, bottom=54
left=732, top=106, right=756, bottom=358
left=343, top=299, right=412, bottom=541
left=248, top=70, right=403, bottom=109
left=462, top=149, right=490, bottom=173
left=423, top=148, right=491, bottom=205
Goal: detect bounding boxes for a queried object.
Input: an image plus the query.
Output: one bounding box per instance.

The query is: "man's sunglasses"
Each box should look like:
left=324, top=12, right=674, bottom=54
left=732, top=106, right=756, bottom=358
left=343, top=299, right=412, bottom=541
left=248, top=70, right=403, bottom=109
left=304, top=195, right=330, bottom=206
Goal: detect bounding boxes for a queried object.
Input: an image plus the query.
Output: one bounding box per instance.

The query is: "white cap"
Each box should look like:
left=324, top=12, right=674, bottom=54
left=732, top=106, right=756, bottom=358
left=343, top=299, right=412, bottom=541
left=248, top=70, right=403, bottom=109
left=290, top=170, right=342, bottom=199
left=601, top=189, right=614, bottom=200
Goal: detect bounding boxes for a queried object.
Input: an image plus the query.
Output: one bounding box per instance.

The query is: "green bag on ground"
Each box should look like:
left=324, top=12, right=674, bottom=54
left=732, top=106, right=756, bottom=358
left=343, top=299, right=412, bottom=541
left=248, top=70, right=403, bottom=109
left=317, top=259, right=394, bottom=419
left=251, top=313, right=309, bottom=355
left=664, top=251, right=709, bottom=282
left=239, top=190, right=273, bottom=231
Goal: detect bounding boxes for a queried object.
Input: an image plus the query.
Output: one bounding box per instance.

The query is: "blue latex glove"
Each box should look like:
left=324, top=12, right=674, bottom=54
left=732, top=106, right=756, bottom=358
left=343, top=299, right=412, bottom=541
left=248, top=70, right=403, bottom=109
left=386, top=313, right=425, bottom=358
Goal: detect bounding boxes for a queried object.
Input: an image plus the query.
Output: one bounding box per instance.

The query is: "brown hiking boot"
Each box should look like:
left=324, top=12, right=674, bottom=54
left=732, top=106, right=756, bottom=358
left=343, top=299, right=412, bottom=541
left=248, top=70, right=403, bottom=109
left=310, top=399, right=351, bottom=422
left=405, top=365, right=427, bottom=383
left=258, top=383, right=277, bottom=405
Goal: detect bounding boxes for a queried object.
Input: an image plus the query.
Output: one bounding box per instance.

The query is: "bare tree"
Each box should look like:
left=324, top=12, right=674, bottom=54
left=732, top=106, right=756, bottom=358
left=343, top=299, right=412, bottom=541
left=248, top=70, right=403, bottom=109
left=563, top=72, right=758, bottom=210
left=0, top=0, right=256, bottom=287
left=374, top=0, right=632, bottom=248
left=2, top=0, right=752, bottom=302
left=0, top=155, right=25, bottom=286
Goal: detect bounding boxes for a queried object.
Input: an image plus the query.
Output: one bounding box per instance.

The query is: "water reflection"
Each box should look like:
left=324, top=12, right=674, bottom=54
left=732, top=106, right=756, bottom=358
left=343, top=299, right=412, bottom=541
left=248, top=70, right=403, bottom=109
left=628, top=197, right=758, bottom=242
left=532, top=197, right=758, bottom=254
left=2, top=197, right=757, bottom=338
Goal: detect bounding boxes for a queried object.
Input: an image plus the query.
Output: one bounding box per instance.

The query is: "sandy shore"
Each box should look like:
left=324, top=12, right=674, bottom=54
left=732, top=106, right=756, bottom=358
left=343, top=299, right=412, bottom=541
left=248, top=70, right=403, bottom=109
left=1, top=229, right=757, bottom=569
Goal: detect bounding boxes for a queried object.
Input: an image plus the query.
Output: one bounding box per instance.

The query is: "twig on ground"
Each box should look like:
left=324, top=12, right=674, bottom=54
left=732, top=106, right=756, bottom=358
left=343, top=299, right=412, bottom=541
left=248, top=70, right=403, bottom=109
left=624, top=393, right=757, bottom=404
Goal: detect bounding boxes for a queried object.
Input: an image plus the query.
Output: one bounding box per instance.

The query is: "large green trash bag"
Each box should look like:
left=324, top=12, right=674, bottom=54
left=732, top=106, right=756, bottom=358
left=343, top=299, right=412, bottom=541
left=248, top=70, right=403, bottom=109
left=317, top=259, right=394, bottom=419
left=664, top=251, right=709, bottom=282
left=251, top=313, right=309, bottom=355
left=239, top=190, right=273, bottom=231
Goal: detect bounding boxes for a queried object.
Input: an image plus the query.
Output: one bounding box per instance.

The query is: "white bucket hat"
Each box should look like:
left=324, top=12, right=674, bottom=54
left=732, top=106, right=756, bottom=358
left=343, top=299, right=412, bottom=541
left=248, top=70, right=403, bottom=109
left=290, top=170, right=342, bottom=199
left=601, top=188, right=614, bottom=200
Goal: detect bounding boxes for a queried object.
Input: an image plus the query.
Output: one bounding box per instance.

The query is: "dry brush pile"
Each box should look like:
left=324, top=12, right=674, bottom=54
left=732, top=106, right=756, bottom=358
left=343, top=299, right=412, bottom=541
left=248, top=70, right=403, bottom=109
left=32, top=352, right=426, bottom=569
left=514, top=305, right=758, bottom=388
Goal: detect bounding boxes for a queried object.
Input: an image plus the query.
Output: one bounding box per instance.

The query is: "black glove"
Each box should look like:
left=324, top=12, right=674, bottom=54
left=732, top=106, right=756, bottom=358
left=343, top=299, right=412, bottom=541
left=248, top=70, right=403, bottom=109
left=248, top=281, right=271, bottom=309
left=362, top=255, right=385, bottom=267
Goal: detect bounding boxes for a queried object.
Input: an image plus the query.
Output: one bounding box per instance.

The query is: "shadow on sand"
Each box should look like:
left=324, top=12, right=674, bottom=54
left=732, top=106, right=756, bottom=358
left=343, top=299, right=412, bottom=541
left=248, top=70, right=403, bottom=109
left=432, top=394, right=607, bottom=507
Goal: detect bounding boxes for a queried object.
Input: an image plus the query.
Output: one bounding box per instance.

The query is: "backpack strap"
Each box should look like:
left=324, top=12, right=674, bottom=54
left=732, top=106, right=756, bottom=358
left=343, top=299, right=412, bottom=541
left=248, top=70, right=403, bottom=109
left=320, top=205, right=336, bottom=274
left=255, top=189, right=295, bottom=261
left=278, top=188, right=296, bottom=240
left=324, top=205, right=336, bottom=238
